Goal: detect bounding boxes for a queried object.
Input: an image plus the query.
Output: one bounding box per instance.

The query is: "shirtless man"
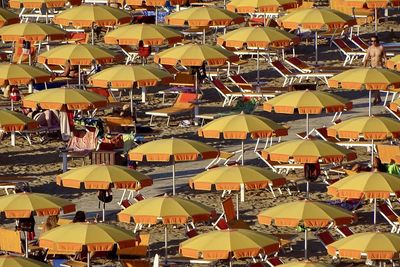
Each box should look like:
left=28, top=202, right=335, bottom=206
left=363, top=35, right=387, bottom=105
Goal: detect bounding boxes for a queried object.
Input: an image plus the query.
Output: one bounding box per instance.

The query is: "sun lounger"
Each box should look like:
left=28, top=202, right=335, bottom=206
left=169, top=73, right=196, bottom=87
left=265, top=257, right=284, bottom=266
left=332, top=38, right=366, bottom=66
left=146, top=92, right=198, bottom=126
left=212, top=197, right=250, bottom=230
left=157, top=86, right=195, bottom=104
left=228, top=74, right=289, bottom=94
left=316, top=230, right=336, bottom=249
left=335, top=225, right=354, bottom=237
left=284, top=57, right=352, bottom=73
left=121, top=259, right=151, bottom=267
left=0, top=176, right=35, bottom=195
left=378, top=203, right=400, bottom=233
left=117, top=233, right=150, bottom=258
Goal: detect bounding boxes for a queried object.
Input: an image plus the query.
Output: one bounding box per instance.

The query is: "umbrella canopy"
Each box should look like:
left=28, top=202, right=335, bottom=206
left=0, top=109, right=38, bottom=132
left=263, top=90, right=352, bottom=114
left=9, top=0, right=66, bottom=8
left=89, top=65, right=172, bottom=88
left=189, top=165, right=286, bottom=190
left=328, top=171, right=400, bottom=199
left=0, top=255, right=50, bottom=267
left=262, top=139, right=357, bottom=163
left=0, top=192, right=75, bottom=218
left=0, top=23, right=66, bottom=41
left=278, top=7, right=356, bottom=30
left=387, top=55, right=400, bottom=71
left=39, top=222, right=136, bottom=252
left=23, top=88, right=107, bottom=110
left=217, top=26, right=299, bottom=48
left=165, top=6, right=244, bottom=27
left=327, top=232, right=400, bottom=260
left=0, top=8, right=19, bottom=27
left=327, top=116, right=400, bottom=140
left=38, top=44, right=118, bottom=65
left=53, top=5, right=131, bottom=27
left=118, top=195, right=214, bottom=224
left=56, top=164, right=153, bottom=190
left=198, top=113, right=288, bottom=139
left=328, top=67, right=400, bottom=90
left=227, top=0, right=297, bottom=13
left=179, top=229, right=280, bottom=260
left=0, top=64, right=51, bottom=86
left=104, top=24, right=183, bottom=46
left=124, top=0, right=194, bottom=5
left=279, top=262, right=334, bottom=267
left=389, top=98, right=400, bottom=113
left=154, top=44, right=239, bottom=66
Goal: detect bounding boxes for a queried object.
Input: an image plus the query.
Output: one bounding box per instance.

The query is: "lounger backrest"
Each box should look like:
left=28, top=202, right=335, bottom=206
left=121, top=259, right=151, bottom=267
left=222, top=197, right=236, bottom=222
left=215, top=218, right=229, bottom=230
left=333, top=39, right=352, bottom=53
left=271, top=61, right=292, bottom=76
left=377, top=145, right=400, bottom=164
left=337, top=226, right=353, bottom=237
left=66, top=32, right=89, bottom=44
left=316, top=231, right=335, bottom=247
left=212, top=79, right=232, bottom=96
left=229, top=75, right=254, bottom=90
left=351, top=36, right=369, bottom=50
left=0, top=228, right=22, bottom=254
left=119, top=45, right=135, bottom=53
left=286, top=57, right=310, bottom=71
left=267, top=257, right=284, bottom=266
left=162, top=64, right=179, bottom=75
left=118, top=233, right=150, bottom=257
left=378, top=203, right=398, bottom=222
left=174, top=93, right=197, bottom=109
left=186, top=229, right=199, bottom=238
left=67, top=128, right=98, bottom=152
left=230, top=75, right=246, bottom=84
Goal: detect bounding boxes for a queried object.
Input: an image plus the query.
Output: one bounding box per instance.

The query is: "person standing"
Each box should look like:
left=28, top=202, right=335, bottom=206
left=363, top=35, right=387, bottom=105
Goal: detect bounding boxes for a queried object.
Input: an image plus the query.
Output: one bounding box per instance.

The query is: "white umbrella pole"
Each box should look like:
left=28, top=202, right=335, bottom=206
left=306, top=181, right=309, bottom=199
left=306, top=113, right=309, bottom=138
left=11, top=99, right=13, bottom=111
left=371, top=139, right=375, bottom=166
left=374, top=198, right=377, bottom=224
left=156, top=8, right=158, bottom=25
left=141, top=87, right=146, bottom=103
left=130, top=90, right=134, bottom=116
left=102, top=201, right=105, bottom=222
left=304, top=227, right=308, bottom=259
left=78, top=65, right=81, bottom=88
left=91, top=26, right=95, bottom=45
left=368, top=90, right=372, bottom=116
left=164, top=225, right=168, bottom=264
left=87, top=251, right=90, bottom=267
left=11, top=131, right=16, bottom=146
left=256, top=48, right=260, bottom=87
left=203, top=28, right=206, bottom=45
left=172, top=158, right=176, bottom=195
left=241, top=140, right=244, bottom=166
left=314, top=31, right=318, bottom=65
left=25, top=231, right=28, bottom=257
left=375, top=8, right=378, bottom=33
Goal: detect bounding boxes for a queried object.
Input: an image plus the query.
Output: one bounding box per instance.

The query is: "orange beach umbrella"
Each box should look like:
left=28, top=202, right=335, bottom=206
left=0, top=23, right=65, bottom=41
left=0, top=8, right=19, bottom=27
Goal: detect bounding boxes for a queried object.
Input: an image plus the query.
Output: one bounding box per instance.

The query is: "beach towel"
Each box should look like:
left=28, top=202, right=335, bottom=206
left=59, top=111, right=71, bottom=141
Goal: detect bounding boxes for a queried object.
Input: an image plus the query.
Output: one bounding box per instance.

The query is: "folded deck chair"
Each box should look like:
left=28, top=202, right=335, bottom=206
left=335, top=225, right=354, bottom=237
left=316, top=231, right=336, bottom=249
left=212, top=197, right=250, bottom=230
left=332, top=38, right=366, bottom=66
left=265, top=257, right=284, bottom=267
left=228, top=75, right=288, bottom=94
left=146, top=92, right=198, bottom=126
left=378, top=203, right=400, bottom=233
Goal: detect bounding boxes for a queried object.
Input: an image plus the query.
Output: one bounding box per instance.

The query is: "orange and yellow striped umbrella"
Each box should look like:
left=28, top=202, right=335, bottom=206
left=0, top=8, right=19, bottom=27
left=0, top=23, right=65, bottom=41
left=9, top=0, right=66, bottom=8
left=0, top=64, right=51, bottom=86
left=0, top=109, right=38, bottom=132
left=227, top=0, right=297, bottom=13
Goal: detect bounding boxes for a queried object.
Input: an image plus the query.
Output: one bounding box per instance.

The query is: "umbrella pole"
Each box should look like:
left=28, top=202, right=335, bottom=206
left=304, top=227, right=308, bottom=259
left=25, top=231, right=28, bottom=257
left=203, top=28, right=206, bottom=45
left=374, top=198, right=377, bottom=224
left=172, top=159, right=176, bottom=195
left=256, top=47, right=260, bottom=88
left=78, top=65, right=81, bottom=88
left=87, top=251, right=90, bottom=267
left=11, top=131, right=16, bottom=146
left=314, top=31, right=318, bottom=66
left=306, top=181, right=309, bottom=199
left=91, top=25, right=95, bottom=45
left=102, top=201, right=105, bottom=222
left=369, top=90, right=372, bottom=116
left=241, top=140, right=244, bottom=166
left=306, top=113, right=309, bottom=138
left=375, top=8, right=378, bottom=33
left=141, top=87, right=146, bottom=103
left=156, top=8, right=158, bottom=25
left=164, top=225, right=168, bottom=264
left=130, top=90, right=134, bottom=116
left=371, top=139, right=375, bottom=166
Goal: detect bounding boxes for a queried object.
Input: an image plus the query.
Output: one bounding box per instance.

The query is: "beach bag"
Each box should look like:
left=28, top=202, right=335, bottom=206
left=97, top=189, right=113, bottom=203
left=304, top=163, right=320, bottom=182
left=10, top=87, right=21, bottom=101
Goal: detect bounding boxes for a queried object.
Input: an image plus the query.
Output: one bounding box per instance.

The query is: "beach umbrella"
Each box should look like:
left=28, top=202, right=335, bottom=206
left=327, top=116, right=400, bottom=164
left=88, top=65, right=172, bottom=105
left=0, top=109, right=38, bottom=146
left=53, top=5, right=131, bottom=44
left=56, top=165, right=153, bottom=221
left=388, top=98, right=400, bottom=115
left=165, top=7, right=244, bottom=43
left=0, top=192, right=75, bottom=257
left=118, top=195, right=215, bottom=264
left=0, top=8, right=19, bottom=27
left=279, top=8, right=356, bottom=64
left=0, top=255, right=50, bottom=267
left=198, top=113, right=288, bottom=165
left=128, top=138, right=219, bottom=195
left=189, top=165, right=286, bottom=201
left=387, top=55, right=400, bottom=71
left=258, top=200, right=355, bottom=259
left=328, top=171, right=400, bottom=224
left=217, top=27, right=299, bottom=85
left=179, top=229, right=280, bottom=267
left=227, top=0, right=297, bottom=13
left=39, top=223, right=136, bottom=267
left=280, top=262, right=334, bottom=267
left=327, top=232, right=400, bottom=262
left=0, top=23, right=65, bottom=42
left=263, top=90, right=352, bottom=136
left=104, top=24, right=183, bottom=46
left=9, top=0, right=66, bottom=8
left=38, top=44, right=119, bottom=87
left=23, top=88, right=107, bottom=111
left=328, top=67, right=400, bottom=116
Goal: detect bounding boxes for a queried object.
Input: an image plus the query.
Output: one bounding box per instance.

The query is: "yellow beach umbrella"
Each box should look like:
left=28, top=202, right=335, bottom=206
left=123, top=0, right=194, bottom=5
left=227, top=0, right=297, bottom=13
left=39, top=223, right=136, bottom=267
left=328, top=171, right=400, bottom=224
left=0, top=64, right=51, bottom=86
left=327, top=232, right=400, bottom=261
left=263, top=90, right=352, bottom=135
left=198, top=113, right=288, bottom=165
left=9, top=0, right=66, bottom=8
left=88, top=64, right=172, bottom=106
left=189, top=165, right=286, bottom=200
left=0, top=23, right=66, bottom=41
left=165, top=7, right=244, bottom=43
left=0, top=255, right=50, bottom=267
left=327, top=116, right=400, bottom=164
left=217, top=26, right=299, bottom=85
left=179, top=229, right=280, bottom=266
left=387, top=55, right=400, bottom=71
left=118, top=195, right=215, bottom=264
left=0, top=8, right=20, bottom=27
left=389, top=98, right=400, bottom=114
left=104, top=23, right=182, bottom=46
left=279, top=8, right=356, bottom=64
left=328, top=68, right=400, bottom=116
left=128, top=138, right=218, bottom=195
left=0, top=109, right=38, bottom=146
left=280, top=262, right=334, bottom=267
left=53, top=5, right=131, bottom=44
left=23, top=88, right=107, bottom=111
left=258, top=200, right=355, bottom=259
